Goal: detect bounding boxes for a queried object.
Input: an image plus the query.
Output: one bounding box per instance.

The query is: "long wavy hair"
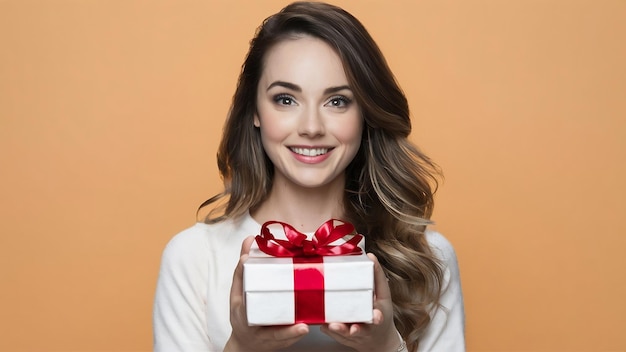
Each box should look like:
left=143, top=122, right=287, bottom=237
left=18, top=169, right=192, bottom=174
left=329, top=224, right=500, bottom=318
left=199, top=2, right=444, bottom=350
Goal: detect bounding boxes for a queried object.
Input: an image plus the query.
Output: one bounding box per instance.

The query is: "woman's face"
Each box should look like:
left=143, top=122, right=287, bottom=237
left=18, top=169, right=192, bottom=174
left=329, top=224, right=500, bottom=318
left=254, top=35, right=363, bottom=190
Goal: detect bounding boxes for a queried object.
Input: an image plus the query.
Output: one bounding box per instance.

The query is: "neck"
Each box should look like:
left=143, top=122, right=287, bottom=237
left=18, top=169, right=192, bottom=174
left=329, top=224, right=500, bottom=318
left=251, top=176, right=346, bottom=233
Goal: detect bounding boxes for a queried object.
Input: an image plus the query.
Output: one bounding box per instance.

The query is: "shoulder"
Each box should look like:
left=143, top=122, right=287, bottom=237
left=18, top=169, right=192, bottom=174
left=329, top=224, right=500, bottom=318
left=156, top=220, right=237, bottom=288
left=424, top=229, right=459, bottom=265
left=162, top=223, right=211, bottom=258
left=424, top=229, right=462, bottom=294
left=160, top=215, right=260, bottom=268
left=158, top=223, right=213, bottom=277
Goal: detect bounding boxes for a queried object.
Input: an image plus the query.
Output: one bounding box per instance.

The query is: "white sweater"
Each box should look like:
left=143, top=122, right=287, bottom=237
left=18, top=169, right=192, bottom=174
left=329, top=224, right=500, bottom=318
left=153, top=213, right=465, bottom=351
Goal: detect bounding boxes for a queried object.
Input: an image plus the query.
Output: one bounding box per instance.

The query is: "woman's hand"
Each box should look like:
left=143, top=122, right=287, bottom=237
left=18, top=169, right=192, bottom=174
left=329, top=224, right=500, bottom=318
left=320, top=253, right=402, bottom=352
left=224, top=236, right=309, bottom=352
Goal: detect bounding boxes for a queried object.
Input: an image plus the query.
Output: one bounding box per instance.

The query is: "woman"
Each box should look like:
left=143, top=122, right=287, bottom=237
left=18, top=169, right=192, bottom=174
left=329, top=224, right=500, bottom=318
left=154, top=2, right=465, bottom=351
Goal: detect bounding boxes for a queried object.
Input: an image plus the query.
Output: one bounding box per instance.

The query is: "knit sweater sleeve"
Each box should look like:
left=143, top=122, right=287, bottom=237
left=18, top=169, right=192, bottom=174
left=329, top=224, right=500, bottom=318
left=417, top=231, right=466, bottom=352
left=153, top=226, right=212, bottom=351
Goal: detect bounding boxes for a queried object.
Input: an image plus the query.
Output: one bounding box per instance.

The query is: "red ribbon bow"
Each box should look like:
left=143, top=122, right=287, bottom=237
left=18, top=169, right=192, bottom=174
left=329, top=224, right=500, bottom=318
left=255, top=219, right=363, bottom=257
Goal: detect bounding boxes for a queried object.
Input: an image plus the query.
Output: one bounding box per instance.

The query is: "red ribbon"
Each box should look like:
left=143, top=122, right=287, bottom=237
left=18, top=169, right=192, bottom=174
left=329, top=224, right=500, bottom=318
left=254, top=220, right=363, bottom=323
left=293, top=256, right=325, bottom=323
left=254, top=219, right=363, bottom=258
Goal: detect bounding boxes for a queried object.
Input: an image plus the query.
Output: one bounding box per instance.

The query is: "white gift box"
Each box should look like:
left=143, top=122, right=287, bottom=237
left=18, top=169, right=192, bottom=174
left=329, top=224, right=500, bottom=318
left=243, top=252, right=374, bottom=325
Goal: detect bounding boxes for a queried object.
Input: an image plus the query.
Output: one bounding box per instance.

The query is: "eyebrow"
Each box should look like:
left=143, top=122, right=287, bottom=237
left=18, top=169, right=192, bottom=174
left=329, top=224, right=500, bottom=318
left=266, top=81, right=352, bottom=94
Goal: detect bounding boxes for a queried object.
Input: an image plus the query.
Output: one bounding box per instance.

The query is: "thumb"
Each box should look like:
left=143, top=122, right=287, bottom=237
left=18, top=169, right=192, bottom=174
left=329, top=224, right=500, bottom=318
left=240, top=235, right=255, bottom=256
left=367, top=252, right=392, bottom=301
left=230, top=236, right=256, bottom=303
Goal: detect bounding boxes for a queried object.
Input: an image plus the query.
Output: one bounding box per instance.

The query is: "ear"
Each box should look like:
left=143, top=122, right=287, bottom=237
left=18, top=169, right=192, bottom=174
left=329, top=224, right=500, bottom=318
left=253, top=113, right=260, bottom=127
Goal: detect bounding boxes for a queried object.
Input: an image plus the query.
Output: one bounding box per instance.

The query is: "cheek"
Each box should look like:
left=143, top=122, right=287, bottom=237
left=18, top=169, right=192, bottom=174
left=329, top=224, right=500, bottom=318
left=258, top=119, right=293, bottom=154
left=336, top=117, right=364, bottom=146
left=259, top=120, right=288, bottom=142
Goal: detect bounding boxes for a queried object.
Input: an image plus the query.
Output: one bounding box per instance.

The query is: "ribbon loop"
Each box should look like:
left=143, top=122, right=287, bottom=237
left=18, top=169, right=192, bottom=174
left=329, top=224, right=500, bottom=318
left=255, top=219, right=363, bottom=258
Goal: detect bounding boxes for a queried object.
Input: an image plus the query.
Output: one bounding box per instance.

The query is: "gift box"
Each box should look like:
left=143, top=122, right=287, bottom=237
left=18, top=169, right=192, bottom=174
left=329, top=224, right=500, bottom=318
left=243, top=220, right=374, bottom=326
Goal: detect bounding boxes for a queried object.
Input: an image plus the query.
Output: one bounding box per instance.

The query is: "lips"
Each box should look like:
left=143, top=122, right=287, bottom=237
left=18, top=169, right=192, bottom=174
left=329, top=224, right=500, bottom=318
left=289, top=147, right=331, bottom=157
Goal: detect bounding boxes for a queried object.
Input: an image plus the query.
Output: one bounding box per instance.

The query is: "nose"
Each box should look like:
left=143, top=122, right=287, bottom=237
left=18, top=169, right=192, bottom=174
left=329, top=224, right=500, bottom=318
left=297, top=106, right=325, bottom=137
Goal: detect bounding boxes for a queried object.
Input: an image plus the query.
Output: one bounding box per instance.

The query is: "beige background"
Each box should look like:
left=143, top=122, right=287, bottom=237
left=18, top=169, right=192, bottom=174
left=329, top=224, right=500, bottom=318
left=1, top=0, right=625, bottom=351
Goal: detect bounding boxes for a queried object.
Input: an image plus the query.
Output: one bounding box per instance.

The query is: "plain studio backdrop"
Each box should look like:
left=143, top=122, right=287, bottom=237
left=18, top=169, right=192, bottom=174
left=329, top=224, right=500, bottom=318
left=0, top=1, right=624, bottom=351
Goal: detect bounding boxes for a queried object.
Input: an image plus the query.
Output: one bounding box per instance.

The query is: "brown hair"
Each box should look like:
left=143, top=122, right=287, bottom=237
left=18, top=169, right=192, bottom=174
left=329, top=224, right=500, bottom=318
left=199, top=2, right=444, bottom=349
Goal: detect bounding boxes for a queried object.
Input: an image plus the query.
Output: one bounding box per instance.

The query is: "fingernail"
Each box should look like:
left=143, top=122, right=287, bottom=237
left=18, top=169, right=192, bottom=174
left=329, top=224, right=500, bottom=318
left=350, top=325, right=358, bottom=335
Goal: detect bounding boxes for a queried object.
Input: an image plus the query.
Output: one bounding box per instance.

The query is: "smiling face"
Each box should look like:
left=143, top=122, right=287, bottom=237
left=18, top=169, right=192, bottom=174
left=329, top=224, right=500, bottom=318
left=254, top=35, right=363, bottom=191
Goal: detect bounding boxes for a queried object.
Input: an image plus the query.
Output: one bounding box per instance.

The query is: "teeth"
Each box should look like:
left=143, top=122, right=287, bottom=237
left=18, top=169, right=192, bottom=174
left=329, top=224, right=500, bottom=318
left=291, top=147, right=329, bottom=156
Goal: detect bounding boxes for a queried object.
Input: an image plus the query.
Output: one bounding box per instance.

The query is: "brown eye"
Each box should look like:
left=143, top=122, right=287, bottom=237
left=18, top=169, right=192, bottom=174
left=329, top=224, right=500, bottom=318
left=274, top=94, right=296, bottom=106
left=325, top=96, right=351, bottom=108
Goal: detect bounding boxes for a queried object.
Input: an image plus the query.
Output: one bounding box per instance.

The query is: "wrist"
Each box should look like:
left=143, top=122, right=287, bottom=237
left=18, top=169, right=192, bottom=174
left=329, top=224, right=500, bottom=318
left=393, top=330, right=408, bottom=352
left=364, top=328, right=406, bottom=352
left=224, top=334, right=243, bottom=352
